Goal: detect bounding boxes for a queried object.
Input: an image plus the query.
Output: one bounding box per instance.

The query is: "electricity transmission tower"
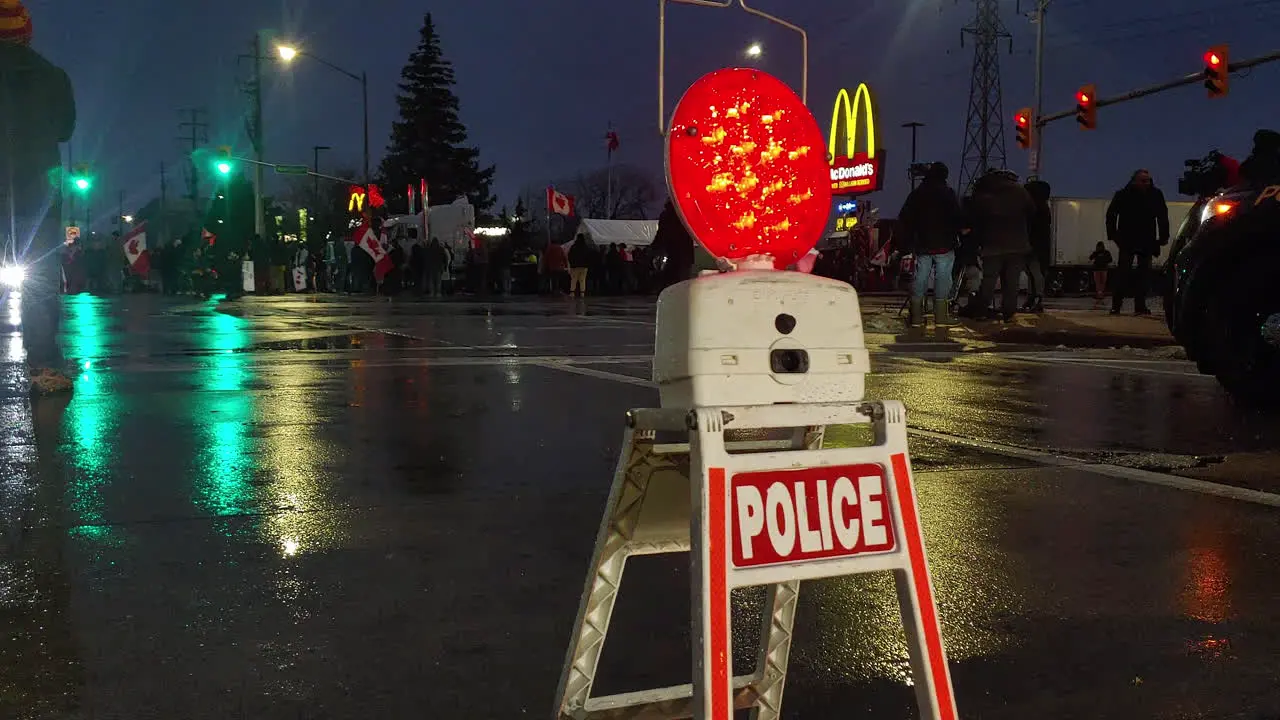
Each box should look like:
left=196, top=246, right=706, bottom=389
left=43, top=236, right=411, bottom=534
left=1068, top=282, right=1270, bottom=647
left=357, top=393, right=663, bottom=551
left=958, top=0, right=1013, bottom=193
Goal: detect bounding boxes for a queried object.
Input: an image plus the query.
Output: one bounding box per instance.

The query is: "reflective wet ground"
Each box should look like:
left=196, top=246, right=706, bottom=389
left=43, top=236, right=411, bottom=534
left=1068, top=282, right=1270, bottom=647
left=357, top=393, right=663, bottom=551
left=3, top=293, right=1280, bottom=719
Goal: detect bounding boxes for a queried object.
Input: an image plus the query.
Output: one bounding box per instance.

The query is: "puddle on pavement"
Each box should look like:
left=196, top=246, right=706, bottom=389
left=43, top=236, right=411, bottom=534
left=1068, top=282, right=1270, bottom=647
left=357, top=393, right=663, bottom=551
left=0, top=395, right=84, bottom=719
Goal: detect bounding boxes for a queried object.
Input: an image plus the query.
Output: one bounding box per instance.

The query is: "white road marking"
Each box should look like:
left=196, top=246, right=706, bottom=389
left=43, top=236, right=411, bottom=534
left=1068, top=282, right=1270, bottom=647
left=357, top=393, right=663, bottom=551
left=530, top=362, right=1280, bottom=508
left=907, top=427, right=1280, bottom=508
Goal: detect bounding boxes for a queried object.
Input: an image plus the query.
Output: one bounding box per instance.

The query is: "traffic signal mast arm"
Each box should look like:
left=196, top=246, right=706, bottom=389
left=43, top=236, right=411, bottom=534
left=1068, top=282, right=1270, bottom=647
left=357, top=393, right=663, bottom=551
left=220, top=152, right=352, bottom=183
left=1036, top=47, right=1280, bottom=128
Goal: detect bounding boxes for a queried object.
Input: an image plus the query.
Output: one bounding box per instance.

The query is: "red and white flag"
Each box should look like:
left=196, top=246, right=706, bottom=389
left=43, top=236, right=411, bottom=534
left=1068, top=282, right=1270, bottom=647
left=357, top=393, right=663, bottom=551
left=202, top=228, right=217, bottom=246
left=122, top=222, right=150, bottom=275
left=547, top=186, right=575, bottom=217
left=354, top=222, right=395, bottom=281
left=606, top=130, right=620, bottom=155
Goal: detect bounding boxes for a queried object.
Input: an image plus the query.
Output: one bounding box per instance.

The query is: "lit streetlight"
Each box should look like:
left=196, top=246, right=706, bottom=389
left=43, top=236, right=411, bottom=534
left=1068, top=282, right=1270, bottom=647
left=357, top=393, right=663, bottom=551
left=121, top=215, right=134, bottom=224
left=275, top=42, right=370, bottom=186
left=745, top=43, right=763, bottom=59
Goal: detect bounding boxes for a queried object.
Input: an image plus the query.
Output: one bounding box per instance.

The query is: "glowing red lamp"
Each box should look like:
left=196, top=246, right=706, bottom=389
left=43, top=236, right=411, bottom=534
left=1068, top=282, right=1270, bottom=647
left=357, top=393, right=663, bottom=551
left=665, top=68, right=832, bottom=270
left=1206, top=51, right=1221, bottom=67
left=1077, top=92, right=1090, bottom=104
left=1016, top=113, right=1028, bottom=126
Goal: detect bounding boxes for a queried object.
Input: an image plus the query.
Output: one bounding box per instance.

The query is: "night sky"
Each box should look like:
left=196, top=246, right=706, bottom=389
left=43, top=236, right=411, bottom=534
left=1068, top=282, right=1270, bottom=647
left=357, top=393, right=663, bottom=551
left=34, top=0, right=1280, bottom=231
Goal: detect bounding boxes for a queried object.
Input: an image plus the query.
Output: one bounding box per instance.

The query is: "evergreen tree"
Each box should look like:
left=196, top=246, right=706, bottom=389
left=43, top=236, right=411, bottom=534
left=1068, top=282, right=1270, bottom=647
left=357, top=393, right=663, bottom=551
left=380, top=13, right=495, bottom=213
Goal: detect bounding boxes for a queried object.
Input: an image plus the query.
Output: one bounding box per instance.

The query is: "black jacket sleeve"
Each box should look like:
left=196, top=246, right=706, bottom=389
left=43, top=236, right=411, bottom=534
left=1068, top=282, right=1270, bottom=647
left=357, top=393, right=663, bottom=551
left=1155, top=188, right=1170, bottom=244
left=1105, top=191, right=1122, bottom=241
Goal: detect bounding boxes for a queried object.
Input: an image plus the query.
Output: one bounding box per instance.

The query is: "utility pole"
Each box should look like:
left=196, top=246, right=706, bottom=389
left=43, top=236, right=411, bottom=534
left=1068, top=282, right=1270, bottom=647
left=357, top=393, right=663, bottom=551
left=160, top=161, right=169, bottom=244
left=313, top=145, right=331, bottom=208
left=66, top=143, right=75, bottom=226
left=249, top=31, right=266, bottom=239
left=902, top=121, right=925, bottom=189
left=178, top=108, right=209, bottom=206
left=1029, top=0, right=1050, bottom=178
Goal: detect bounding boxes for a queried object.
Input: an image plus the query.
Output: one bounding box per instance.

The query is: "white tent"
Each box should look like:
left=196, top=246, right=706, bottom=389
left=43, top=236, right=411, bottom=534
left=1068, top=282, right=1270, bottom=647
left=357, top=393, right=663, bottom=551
left=569, top=218, right=659, bottom=249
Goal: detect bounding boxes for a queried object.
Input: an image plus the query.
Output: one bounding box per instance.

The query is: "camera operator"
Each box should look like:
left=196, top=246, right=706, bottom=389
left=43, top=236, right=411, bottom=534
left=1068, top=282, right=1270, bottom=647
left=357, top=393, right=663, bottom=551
left=1240, top=129, right=1280, bottom=187
left=1105, top=169, right=1169, bottom=316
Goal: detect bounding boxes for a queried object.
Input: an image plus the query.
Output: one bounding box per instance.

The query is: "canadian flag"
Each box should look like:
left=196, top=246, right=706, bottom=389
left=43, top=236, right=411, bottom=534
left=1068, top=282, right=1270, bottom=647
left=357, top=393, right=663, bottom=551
left=202, top=228, right=217, bottom=246
left=292, top=266, right=308, bottom=291
left=606, top=130, right=620, bottom=154
left=122, top=222, right=150, bottom=275
left=547, top=186, right=575, bottom=217
left=354, top=222, right=395, bottom=281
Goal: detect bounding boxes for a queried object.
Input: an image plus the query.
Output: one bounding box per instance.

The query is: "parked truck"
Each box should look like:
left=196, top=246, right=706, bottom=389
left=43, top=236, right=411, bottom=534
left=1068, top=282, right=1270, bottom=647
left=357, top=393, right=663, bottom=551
left=1046, top=196, right=1195, bottom=295
left=381, top=196, right=476, bottom=273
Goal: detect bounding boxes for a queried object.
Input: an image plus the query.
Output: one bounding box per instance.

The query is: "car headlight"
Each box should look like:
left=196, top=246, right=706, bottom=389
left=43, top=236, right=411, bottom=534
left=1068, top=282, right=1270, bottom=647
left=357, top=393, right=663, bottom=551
left=0, top=265, right=24, bottom=289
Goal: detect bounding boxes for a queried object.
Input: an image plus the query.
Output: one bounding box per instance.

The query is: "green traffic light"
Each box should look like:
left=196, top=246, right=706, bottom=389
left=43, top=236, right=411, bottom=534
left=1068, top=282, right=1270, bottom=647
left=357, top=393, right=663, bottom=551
left=73, top=177, right=91, bottom=191
left=216, top=161, right=232, bottom=175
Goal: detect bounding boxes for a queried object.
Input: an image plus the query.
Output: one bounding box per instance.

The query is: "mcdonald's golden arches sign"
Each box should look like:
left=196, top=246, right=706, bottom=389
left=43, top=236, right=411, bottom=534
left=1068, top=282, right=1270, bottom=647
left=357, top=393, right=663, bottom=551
left=828, top=84, right=884, bottom=196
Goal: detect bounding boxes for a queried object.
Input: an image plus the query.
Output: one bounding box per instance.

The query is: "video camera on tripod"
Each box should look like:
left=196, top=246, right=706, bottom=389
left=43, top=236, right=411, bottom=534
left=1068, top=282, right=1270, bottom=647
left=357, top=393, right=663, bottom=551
left=1178, top=150, right=1231, bottom=198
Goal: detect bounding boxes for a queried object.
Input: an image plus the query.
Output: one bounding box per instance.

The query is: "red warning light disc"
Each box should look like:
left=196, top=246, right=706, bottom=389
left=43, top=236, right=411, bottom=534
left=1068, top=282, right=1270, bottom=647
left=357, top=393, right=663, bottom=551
left=665, top=68, right=832, bottom=269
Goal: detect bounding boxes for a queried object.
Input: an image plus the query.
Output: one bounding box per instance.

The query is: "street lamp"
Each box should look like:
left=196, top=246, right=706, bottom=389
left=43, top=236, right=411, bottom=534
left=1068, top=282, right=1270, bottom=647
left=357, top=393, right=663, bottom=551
left=745, top=42, right=763, bottom=59
left=122, top=214, right=134, bottom=224
left=275, top=43, right=370, bottom=186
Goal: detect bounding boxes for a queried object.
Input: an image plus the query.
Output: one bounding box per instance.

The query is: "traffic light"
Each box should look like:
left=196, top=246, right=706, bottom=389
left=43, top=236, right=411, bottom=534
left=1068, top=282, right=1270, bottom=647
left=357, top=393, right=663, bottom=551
left=1075, top=85, right=1097, bottom=130
left=1204, top=45, right=1229, bottom=98
left=1014, top=108, right=1033, bottom=149
left=69, top=164, right=93, bottom=193
left=214, top=146, right=233, bottom=176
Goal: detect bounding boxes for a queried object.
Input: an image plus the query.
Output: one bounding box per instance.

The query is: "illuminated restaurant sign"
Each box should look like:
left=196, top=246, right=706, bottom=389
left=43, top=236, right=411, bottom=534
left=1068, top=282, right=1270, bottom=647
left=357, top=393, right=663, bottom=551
left=828, top=84, right=884, bottom=196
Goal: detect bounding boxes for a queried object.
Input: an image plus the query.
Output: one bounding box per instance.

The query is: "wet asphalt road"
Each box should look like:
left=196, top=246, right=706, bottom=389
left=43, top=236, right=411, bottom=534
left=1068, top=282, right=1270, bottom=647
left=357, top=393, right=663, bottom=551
left=3, top=292, right=1280, bottom=720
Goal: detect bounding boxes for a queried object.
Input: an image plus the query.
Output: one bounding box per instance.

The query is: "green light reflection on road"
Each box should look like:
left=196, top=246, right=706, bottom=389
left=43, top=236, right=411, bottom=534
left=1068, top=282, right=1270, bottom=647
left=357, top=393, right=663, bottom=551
left=60, top=295, right=115, bottom=541
left=193, top=308, right=256, bottom=525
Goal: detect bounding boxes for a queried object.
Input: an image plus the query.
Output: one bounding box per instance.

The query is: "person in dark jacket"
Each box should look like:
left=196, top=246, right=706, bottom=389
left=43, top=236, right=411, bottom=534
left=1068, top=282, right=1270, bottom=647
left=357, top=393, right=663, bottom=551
left=567, top=237, right=594, bottom=297
left=896, top=162, right=961, bottom=327
left=1, top=1, right=76, bottom=379
left=650, top=199, right=694, bottom=291
left=1104, top=168, right=1169, bottom=315
left=1240, top=129, right=1280, bottom=187
left=1023, top=180, right=1052, bottom=313
left=970, top=169, right=1036, bottom=322
left=423, top=236, right=448, bottom=296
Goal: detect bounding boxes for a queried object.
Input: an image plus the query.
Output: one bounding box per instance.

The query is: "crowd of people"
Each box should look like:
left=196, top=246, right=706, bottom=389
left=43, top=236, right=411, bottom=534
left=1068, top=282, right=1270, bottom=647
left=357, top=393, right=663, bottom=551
left=891, top=161, right=1173, bottom=326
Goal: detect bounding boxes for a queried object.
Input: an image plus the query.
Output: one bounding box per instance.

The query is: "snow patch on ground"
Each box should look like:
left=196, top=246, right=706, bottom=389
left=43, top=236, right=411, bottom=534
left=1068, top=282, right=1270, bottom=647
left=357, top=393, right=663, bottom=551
left=862, top=315, right=903, bottom=334
left=1113, top=345, right=1189, bottom=360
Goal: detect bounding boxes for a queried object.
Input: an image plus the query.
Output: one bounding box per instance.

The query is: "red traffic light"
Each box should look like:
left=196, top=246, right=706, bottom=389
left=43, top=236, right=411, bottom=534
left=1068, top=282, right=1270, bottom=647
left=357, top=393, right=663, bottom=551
left=1205, top=51, right=1222, bottom=66
left=1016, top=113, right=1028, bottom=126
left=1077, top=92, right=1090, bottom=104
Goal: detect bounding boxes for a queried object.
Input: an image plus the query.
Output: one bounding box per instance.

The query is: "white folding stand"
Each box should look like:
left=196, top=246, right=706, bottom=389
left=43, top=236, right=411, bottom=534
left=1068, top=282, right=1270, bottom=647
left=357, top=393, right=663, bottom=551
left=552, top=270, right=958, bottom=720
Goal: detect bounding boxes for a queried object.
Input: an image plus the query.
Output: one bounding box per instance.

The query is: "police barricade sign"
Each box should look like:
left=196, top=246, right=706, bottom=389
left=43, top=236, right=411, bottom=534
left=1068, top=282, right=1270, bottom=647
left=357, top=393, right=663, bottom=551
left=553, top=402, right=956, bottom=720
left=553, top=63, right=954, bottom=720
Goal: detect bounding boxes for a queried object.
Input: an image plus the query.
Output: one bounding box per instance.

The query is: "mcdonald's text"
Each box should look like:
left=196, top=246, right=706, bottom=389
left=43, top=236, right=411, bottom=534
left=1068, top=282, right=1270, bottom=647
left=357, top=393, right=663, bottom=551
left=731, top=464, right=896, bottom=568
left=827, top=84, right=883, bottom=196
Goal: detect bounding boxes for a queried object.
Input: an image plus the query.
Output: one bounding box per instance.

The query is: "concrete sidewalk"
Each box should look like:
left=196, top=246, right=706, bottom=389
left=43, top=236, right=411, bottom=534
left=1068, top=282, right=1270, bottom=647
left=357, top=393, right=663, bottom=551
left=860, top=299, right=1178, bottom=349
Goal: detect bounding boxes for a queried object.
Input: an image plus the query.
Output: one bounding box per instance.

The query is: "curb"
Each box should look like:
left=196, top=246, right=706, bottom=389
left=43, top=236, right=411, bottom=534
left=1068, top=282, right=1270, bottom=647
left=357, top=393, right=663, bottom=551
left=970, top=325, right=1178, bottom=349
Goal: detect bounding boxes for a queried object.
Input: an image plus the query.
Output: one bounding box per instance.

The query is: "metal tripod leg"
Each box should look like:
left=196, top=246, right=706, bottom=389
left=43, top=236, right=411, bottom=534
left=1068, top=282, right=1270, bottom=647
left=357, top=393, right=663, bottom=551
left=554, top=429, right=685, bottom=719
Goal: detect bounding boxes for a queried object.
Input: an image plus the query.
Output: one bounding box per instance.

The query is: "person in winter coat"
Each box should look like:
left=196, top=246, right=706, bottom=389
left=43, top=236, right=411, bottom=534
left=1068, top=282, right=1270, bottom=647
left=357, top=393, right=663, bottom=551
left=567, top=237, right=594, bottom=297
left=423, top=236, right=448, bottom=296
left=895, top=162, right=962, bottom=327
left=650, top=200, right=695, bottom=291
left=1240, top=129, right=1280, bottom=187
left=1104, top=169, right=1169, bottom=315
left=1, top=0, right=76, bottom=377
left=1023, top=180, right=1052, bottom=313
left=970, top=169, right=1036, bottom=322
left=1088, top=241, right=1113, bottom=301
